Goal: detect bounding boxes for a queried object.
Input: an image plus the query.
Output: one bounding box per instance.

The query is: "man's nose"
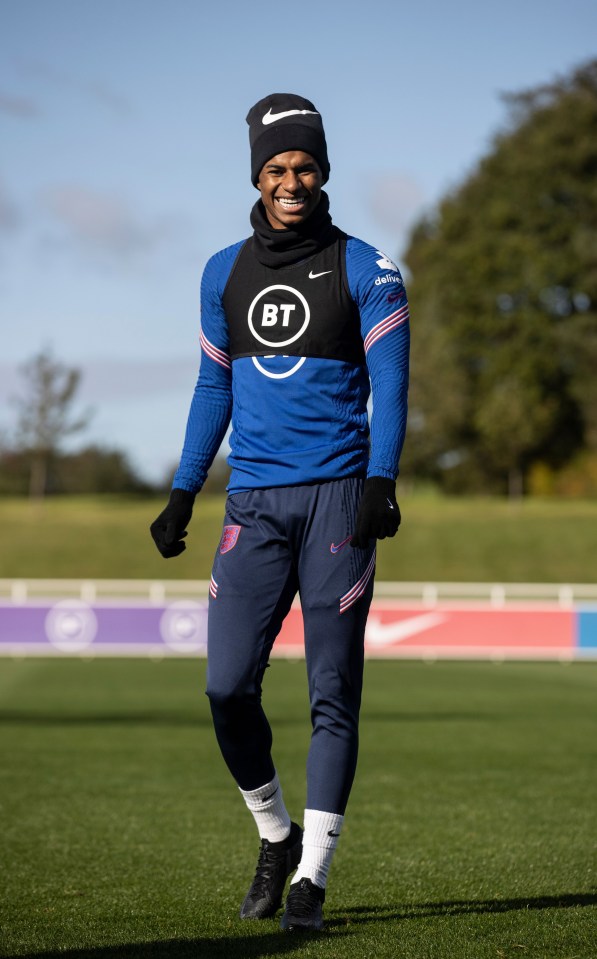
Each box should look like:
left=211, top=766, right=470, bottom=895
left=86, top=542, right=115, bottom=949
left=281, top=171, right=301, bottom=192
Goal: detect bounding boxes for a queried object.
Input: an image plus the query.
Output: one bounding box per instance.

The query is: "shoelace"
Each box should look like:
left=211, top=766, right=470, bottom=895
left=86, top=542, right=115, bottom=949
left=286, top=879, right=321, bottom=917
left=248, top=841, right=283, bottom=896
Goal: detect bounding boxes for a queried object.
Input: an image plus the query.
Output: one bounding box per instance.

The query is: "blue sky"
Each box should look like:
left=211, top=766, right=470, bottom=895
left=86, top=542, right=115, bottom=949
left=1, top=0, right=596, bottom=484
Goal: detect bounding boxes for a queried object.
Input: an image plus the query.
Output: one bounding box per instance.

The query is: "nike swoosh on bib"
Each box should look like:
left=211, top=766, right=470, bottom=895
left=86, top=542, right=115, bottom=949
left=262, top=108, right=320, bottom=125
left=309, top=269, right=333, bottom=279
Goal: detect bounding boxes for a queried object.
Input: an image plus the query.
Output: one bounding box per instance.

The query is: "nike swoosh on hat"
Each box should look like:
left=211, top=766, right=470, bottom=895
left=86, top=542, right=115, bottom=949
left=262, top=108, right=320, bottom=125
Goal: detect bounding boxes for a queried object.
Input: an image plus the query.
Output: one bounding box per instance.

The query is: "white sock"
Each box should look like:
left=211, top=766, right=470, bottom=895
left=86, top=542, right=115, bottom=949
left=292, top=809, right=344, bottom=889
left=238, top=773, right=292, bottom=842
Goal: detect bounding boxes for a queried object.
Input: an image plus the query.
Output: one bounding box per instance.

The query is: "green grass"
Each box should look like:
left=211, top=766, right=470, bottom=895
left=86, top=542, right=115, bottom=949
left=1, top=659, right=596, bottom=958
left=2, top=493, right=597, bottom=582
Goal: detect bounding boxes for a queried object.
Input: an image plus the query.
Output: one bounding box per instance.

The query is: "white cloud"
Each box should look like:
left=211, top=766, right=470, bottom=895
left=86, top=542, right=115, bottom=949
left=0, top=357, right=198, bottom=413
left=18, top=59, right=132, bottom=116
left=80, top=357, right=199, bottom=402
left=0, top=90, right=40, bottom=118
left=39, top=184, right=189, bottom=262
left=368, top=172, right=427, bottom=239
left=0, top=179, right=19, bottom=234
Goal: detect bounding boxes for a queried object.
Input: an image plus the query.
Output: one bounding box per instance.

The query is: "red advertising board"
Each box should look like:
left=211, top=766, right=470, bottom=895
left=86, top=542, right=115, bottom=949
left=274, top=602, right=575, bottom=659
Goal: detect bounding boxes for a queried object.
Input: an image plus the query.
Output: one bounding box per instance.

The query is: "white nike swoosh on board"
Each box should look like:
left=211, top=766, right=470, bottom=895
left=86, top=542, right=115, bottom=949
left=308, top=270, right=333, bottom=279
left=262, top=108, right=319, bottom=125
left=366, top=612, right=446, bottom=646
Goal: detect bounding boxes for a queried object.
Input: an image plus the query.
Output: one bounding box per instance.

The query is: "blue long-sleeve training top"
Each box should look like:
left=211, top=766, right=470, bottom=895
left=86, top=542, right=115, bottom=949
left=173, top=233, right=410, bottom=494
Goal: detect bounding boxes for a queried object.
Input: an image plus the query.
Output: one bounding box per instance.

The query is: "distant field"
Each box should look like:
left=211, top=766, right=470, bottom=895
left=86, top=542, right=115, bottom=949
left=0, top=493, right=596, bottom=583
left=1, top=659, right=596, bottom=958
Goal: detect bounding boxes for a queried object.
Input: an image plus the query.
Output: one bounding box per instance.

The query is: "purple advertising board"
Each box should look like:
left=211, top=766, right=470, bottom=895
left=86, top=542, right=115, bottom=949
left=1, top=597, right=597, bottom=659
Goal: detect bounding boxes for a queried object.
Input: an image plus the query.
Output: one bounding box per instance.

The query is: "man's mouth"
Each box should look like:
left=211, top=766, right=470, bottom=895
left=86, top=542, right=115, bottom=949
left=275, top=196, right=307, bottom=211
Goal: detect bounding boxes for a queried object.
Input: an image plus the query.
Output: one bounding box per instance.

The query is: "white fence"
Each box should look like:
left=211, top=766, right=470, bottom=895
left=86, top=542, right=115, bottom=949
left=1, top=578, right=597, bottom=606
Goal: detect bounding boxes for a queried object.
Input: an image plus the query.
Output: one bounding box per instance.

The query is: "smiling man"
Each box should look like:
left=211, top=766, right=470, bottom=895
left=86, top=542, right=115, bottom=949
left=150, top=93, right=410, bottom=932
left=258, top=152, right=322, bottom=226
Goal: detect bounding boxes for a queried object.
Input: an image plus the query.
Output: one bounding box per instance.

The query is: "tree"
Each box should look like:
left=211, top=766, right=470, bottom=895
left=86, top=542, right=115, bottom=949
left=55, top=445, right=152, bottom=494
left=0, top=444, right=154, bottom=496
left=13, top=348, right=91, bottom=498
left=404, top=58, right=597, bottom=494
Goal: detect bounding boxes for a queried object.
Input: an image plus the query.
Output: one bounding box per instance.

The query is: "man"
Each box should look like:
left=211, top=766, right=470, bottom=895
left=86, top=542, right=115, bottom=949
left=150, top=93, right=410, bottom=932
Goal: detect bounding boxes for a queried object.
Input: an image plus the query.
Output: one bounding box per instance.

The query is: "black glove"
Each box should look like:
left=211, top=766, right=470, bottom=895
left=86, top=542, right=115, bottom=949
left=351, top=476, right=401, bottom=549
left=150, top=488, right=195, bottom=558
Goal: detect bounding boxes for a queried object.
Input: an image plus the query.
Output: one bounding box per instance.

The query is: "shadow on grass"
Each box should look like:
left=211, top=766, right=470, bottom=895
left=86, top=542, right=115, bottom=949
left=4, top=929, right=324, bottom=959
left=0, top=705, right=496, bottom=728
left=327, top=891, right=597, bottom=926
left=0, top=711, right=212, bottom=726
left=8, top=892, right=596, bottom=958
left=360, top=710, right=495, bottom=723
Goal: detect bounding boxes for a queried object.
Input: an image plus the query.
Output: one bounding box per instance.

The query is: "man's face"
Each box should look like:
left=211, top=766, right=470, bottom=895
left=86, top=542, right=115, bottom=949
left=256, top=150, right=323, bottom=230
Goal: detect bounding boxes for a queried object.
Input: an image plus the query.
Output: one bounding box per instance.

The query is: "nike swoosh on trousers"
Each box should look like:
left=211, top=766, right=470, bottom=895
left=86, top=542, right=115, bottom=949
left=330, top=536, right=352, bottom=553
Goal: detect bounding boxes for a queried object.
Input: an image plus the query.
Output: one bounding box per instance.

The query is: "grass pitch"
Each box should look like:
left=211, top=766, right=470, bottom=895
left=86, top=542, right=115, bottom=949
left=1, top=659, right=596, bottom=958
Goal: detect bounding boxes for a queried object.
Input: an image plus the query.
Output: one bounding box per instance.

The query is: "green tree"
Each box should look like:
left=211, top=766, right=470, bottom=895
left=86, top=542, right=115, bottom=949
left=404, top=58, right=597, bottom=494
left=0, top=444, right=153, bottom=496
left=55, top=445, right=152, bottom=494
left=13, top=348, right=91, bottom=498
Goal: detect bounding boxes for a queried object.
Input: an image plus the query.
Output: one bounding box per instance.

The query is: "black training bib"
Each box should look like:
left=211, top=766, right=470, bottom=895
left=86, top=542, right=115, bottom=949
left=222, top=233, right=365, bottom=366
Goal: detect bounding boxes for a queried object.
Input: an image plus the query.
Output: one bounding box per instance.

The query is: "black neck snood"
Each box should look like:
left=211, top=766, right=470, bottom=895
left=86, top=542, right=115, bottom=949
left=249, top=192, right=338, bottom=268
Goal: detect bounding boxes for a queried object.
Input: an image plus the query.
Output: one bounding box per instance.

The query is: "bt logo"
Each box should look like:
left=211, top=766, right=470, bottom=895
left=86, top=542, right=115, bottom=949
left=261, top=303, right=296, bottom=327
left=248, top=285, right=310, bottom=347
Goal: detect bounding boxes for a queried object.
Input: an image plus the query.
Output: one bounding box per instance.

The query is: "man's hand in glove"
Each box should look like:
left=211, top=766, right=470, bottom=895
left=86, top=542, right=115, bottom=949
left=351, top=476, right=401, bottom=549
left=150, top=488, right=196, bottom=558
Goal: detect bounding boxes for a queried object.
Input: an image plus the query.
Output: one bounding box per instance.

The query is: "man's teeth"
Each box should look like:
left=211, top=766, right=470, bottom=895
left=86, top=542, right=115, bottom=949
left=277, top=197, right=304, bottom=208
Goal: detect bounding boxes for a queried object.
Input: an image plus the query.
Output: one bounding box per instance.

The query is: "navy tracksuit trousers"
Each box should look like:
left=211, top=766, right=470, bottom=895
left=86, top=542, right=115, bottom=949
left=205, top=477, right=375, bottom=815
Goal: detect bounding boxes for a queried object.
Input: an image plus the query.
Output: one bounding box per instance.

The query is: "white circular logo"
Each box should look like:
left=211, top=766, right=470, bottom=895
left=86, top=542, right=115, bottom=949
left=45, top=600, right=98, bottom=652
left=252, top=356, right=307, bottom=379
left=159, top=601, right=207, bottom=653
left=248, top=285, right=310, bottom=348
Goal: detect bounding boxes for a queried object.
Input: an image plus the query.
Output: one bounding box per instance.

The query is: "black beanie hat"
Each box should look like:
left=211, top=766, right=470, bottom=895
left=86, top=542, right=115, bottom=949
left=246, top=93, right=330, bottom=186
